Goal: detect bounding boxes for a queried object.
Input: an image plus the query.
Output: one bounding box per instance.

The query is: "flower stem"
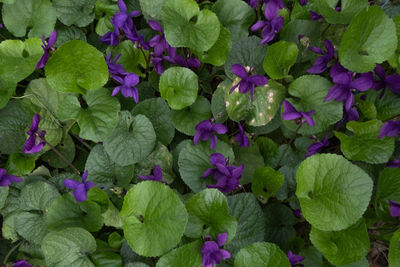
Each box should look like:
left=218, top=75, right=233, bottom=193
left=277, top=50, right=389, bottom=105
left=277, top=123, right=303, bottom=167
left=2, top=240, right=24, bottom=265
left=45, top=140, right=80, bottom=176
left=139, top=47, right=150, bottom=78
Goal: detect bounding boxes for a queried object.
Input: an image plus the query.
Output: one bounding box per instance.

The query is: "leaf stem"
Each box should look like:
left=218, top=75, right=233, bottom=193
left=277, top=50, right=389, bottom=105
left=277, top=123, right=303, bottom=167
left=139, top=47, right=150, bottom=79
left=45, top=140, right=80, bottom=176
left=2, top=240, right=24, bottom=265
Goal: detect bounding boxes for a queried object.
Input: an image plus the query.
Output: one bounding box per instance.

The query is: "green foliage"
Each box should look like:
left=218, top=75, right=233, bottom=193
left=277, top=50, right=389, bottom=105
left=263, top=204, right=296, bottom=246
left=251, top=167, right=284, bottom=203
left=389, top=229, right=400, bottom=267
left=235, top=242, right=291, bottom=267
left=263, top=41, right=298, bottom=79
left=375, top=168, right=400, bottom=219
left=53, top=0, right=97, bottom=27
left=314, top=0, right=369, bottom=24
left=156, top=241, right=202, bottom=267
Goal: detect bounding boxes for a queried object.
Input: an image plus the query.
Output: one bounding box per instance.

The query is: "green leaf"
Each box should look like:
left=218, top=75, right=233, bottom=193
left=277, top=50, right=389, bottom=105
left=196, top=26, right=232, bottom=66
left=226, top=193, right=266, bottom=255
left=162, top=0, right=220, bottom=52
left=0, top=101, right=31, bottom=154
left=334, top=120, right=395, bottom=164
left=42, top=227, right=96, bottom=267
left=223, top=79, right=286, bottom=126
left=263, top=203, right=296, bottom=246
left=0, top=78, right=16, bottom=109
left=296, top=154, right=373, bottom=231
left=108, top=232, right=124, bottom=249
left=375, top=168, right=400, bottom=219
left=46, top=193, right=104, bottom=232
left=139, top=0, right=167, bottom=20
left=299, top=246, right=323, bottom=267
left=389, top=229, right=400, bottom=267
left=91, top=252, right=122, bottom=267
left=159, top=67, right=199, bottom=110
left=185, top=189, right=237, bottom=242
left=310, top=220, right=370, bottom=266
left=234, top=242, right=291, bottom=267
left=55, top=24, right=87, bottom=47
left=2, top=0, right=56, bottom=38
left=156, top=241, right=202, bottom=267
left=87, top=187, right=109, bottom=213
left=45, top=40, right=109, bottom=94
left=0, top=38, right=43, bottom=83
left=211, top=86, right=228, bottom=123
left=365, top=90, right=400, bottom=120
left=5, top=153, right=36, bottom=176
left=358, top=99, right=377, bottom=119
left=0, top=187, right=9, bottom=210
left=15, top=212, right=48, bottom=245
left=339, top=6, right=397, bottom=73
left=251, top=167, right=284, bottom=204
left=57, top=88, right=120, bottom=142
left=25, top=78, right=61, bottom=116
left=170, top=96, right=211, bottom=136
left=263, top=41, right=298, bottom=79
left=178, top=141, right=234, bottom=193
left=314, top=0, right=369, bottom=24
left=85, top=144, right=134, bottom=188
left=42, top=134, right=76, bottom=168
left=212, top=0, right=255, bottom=41
left=282, top=75, right=343, bottom=135
left=104, top=112, right=156, bottom=166
left=103, top=201, right=123, bottom=229
left=233, top=142, right=265, bottom=184
left=132, top=98, right=175, bottom=146
left=53, top=0, right=97, bottom=27
left=120, top=181, right=188, bottom=257
left=256, top=137, right=279, bottom=167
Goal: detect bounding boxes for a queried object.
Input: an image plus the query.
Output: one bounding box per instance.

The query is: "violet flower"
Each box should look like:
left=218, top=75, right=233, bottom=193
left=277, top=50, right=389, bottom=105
left=148, top=20, right=169, bottom=56
left=0, top=168, right=22, bottom=187
left=307, top=39, right=334, bottom=74
left=282, top=100, right=315, bottom=127
left=13, top=260, right=32, bottom=267
left=264, top=0, right=284, bottom=20
left=138, top=165, right=163, bottom=183
left=105, top=52, right=127, bottom=78
left=235, top=124, right=250, bottom=147
left=112, top=73, right=140, bottom=103
left=99, top=29, right=120, bottom=46
left=389, top=200, right=400, bottom=217
left=194, top=120, right=228, bottom=150
left=299, top=0, right=308, bottom=5
left=245, top=0, right=259, bottom=8
left=324, top=64, right=372, bottom=111
left=305, top=132, right=330, bottom=157
left=24, top=114, right=46, bottom=154
left=126, top=28, right=150, bottom=50
left=164, top=47, right=201, bottom=70
left=373, top=64, right=400, bottom=95
left=64, top=170, right=94, bottom=202
left=250, top=16, right=284, bottom=45
left=293, top=209, right=302, bottom=218
left=287, top=251, right=305, bottom=266
left=201, top=233, right=231, bottom=267
left=151, top=56, right=165, bottom=75
left=201, top=153, right=244, bottom=193
left=378, top=121, right=400, bottom=138
left=387, top=159, right=400, bottom=168
left=230, top=64, right=268, bottom=101
left=36, top=29, right=57, bottom=70
left=112, top=0, right=140, bottom=34
left=310, top=11, right=323, bottom=20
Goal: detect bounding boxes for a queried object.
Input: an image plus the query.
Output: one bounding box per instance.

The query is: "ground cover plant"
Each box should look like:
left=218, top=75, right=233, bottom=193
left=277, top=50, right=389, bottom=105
left=0, top=0, right=400, bottom=266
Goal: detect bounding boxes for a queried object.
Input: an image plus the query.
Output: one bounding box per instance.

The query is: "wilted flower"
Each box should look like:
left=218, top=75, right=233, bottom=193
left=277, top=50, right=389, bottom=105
left=389, top=200, right=400, bottom=217
left=378, top=121, right=400, bottom=138
left=111, top=73, right=140, bottom=103
left=36, top=29, right=57, bottom=69
left=13, top=260, right=32, bottom=267
left=64, top=170, right=94, bottom=202
left=306, top=132, right=330, bottom=157
left=235, top=123, right=250, bottom=147
left=138, top=165, right=163, bottom=182
left=307, top=39, right=335, bottom=74
left=230, top=64, right=268, bottom=101
left=24, top=114, right=46, bottom=154
left=201, top=233, right=231, bottom=267
left=194, top=120, right=228, bottom=150
left=0, top=168, right=22, bottom=187
left=286, top=250, right=304, bottom=266
left=387, top=159, right=400, bottom=168
left=282, top=100, right=315, bottom=126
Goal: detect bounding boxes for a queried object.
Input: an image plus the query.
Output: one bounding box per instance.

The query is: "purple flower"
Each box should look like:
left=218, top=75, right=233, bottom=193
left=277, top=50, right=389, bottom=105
left=112, top=0, right=140, bottom=34
left=13, top=260, right=32, bottom=267
left=245, top=0, right=259, bottom=8
left=151, top=56, right=165, bottom=75
left=373, top=64, right=400, bottom=95
left=378, top=121, right=400, bottom=138
left=235, top=124, right=249, bottom=147
left=306, top=132, right=330, bottom=157
left=194, top=120, right=228, bottom=150
left=138, top=165, right=163, bottom=182
left=324, top=64, right=372, bottom=111
left=229, top=64, right=268, bottom=101
left=389, top=200, right=400, bottom=217
left=164, top=47, right=201, bottom=70
left=0, top=168, right=22, bottom=187
left=126, top=29, right=150, bottom=50
left=202, top=153, right=244, bottom=193
left=299, top=0, right=308, bottom=5
left=112, top=73, right=140, bottom=103
left=282, top=100, right=315, bottom=126
left=387, top=159, right=400, bottom=168
left=310, top=11, right=323, bottom=20
left=64, top=170, right=94, bottom=202
left=287, top=251, right=304, bottom=266
left=307, top=39, right=334, bottom=74
left=24, top=114, right=46, bottom=154
left=36, top=29, right=57, bottom=69
left=264, top=0, right=284, bottom=20
left=201, top=233, right=231, bottom=267
left=0, top=24, right=2, bottom=28
left=250, top=16, right=284, bottom=45
left=100, top=29, right=121, bottom=46
left=148, top=20, right=169, bottom=56
left=293, top=209, right=302, bottom=218
left=105, top=52, right=127, bottom=78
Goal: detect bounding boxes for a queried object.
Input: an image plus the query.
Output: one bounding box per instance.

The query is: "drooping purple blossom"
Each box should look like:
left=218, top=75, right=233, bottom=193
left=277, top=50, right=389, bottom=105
left=64, top=170, right=94, bottom=202
left=387, top=159, right=400, bottom=168
left=306, top=132, right=330, bottom=157
left=105, top=52, right=127, bottom=78
left=307, top=39, right=335, bottom=74
left=148, top=20, right=169, bottom=56
left=310, top=11, right=323, bottom=20
left=202, top=153, right=244, bottom=193
left=111, top=73, right=140, bottom=103
left=372, top=64, right=400, bottom=95
left=324, top=64, right=373, bottom=111
left=201, top=233, right=231, bottom=267
left=194, top=120, right=228, bottom=150
left=235, top=123, right=250, bottom=147
left=13, top=260, right=32, bottom=267
left=287, top=250, right=305, bottom=266
left=36, top=29, right=57, bottom=69
left=0, top=168, right=22, bottom=187
left=282, top=100, right=315, bottom=127
left=389, top=200, right=400, bottom=217
left=230, top=64, right=268, bottom=101
left=138, top=165, right=163, bottom=183
left=378, top=121, right=400, bottom=138
left=24, top=114, right=46, bottom=154
left=250, top=16, right=284, bottom=45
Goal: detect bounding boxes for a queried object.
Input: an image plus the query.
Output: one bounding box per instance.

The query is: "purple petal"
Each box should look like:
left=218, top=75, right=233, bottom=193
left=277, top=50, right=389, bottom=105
left=231, top=64, right=248, bottom=79
left=350, top=77, right=372, bottom=92
left=124, top=73, right=140, bottom=87
left=309, top=46, right=324, bottom=55
left=324, top=39, right=334, bottom=57
left=324, top=84, right=348, bottom=102
left=47, top=29, right=57, bottom=47
left=117, top=0, right=127, bottom=12
left=302, top=111, right=315, bottom=126
left=212, top=123, right=228, bottom=134
left=81, top=170, right=88, bottom=181
left=64, top=179, right=80, bottom=189
left=379, top=121, right=400, bottom=138
left=210, top=134, right=217, bottom=150
left=153, top=165, right=163, bottom=181
left=387, top=159, right=400, bottom=168
left=307, top=56, right=328, bottom=74
left=386, top=74, right=400, bottom=95
left=210, top=153, right=226, bottom=166
left=85, top=181, right=95, bottom=190
left=216, top=232, right=228, bottom=246
left=201, top=168, right=214, bottom=178
left=310, top=11, right=323, bottom=20
left=374, top=64, right=386, bottom=79
left=129, top=10, right=141, bottom=17
left=250, top=20, right=268, bottom=31
left=389, top=200, right=400, bottom=217
left=248, top=75, right=268, bottom=86
left=13, top=260, right=32, bottom=267
left=73, top=183, right=87, bottom=202
left=148, top=20, right=163, bottom=32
